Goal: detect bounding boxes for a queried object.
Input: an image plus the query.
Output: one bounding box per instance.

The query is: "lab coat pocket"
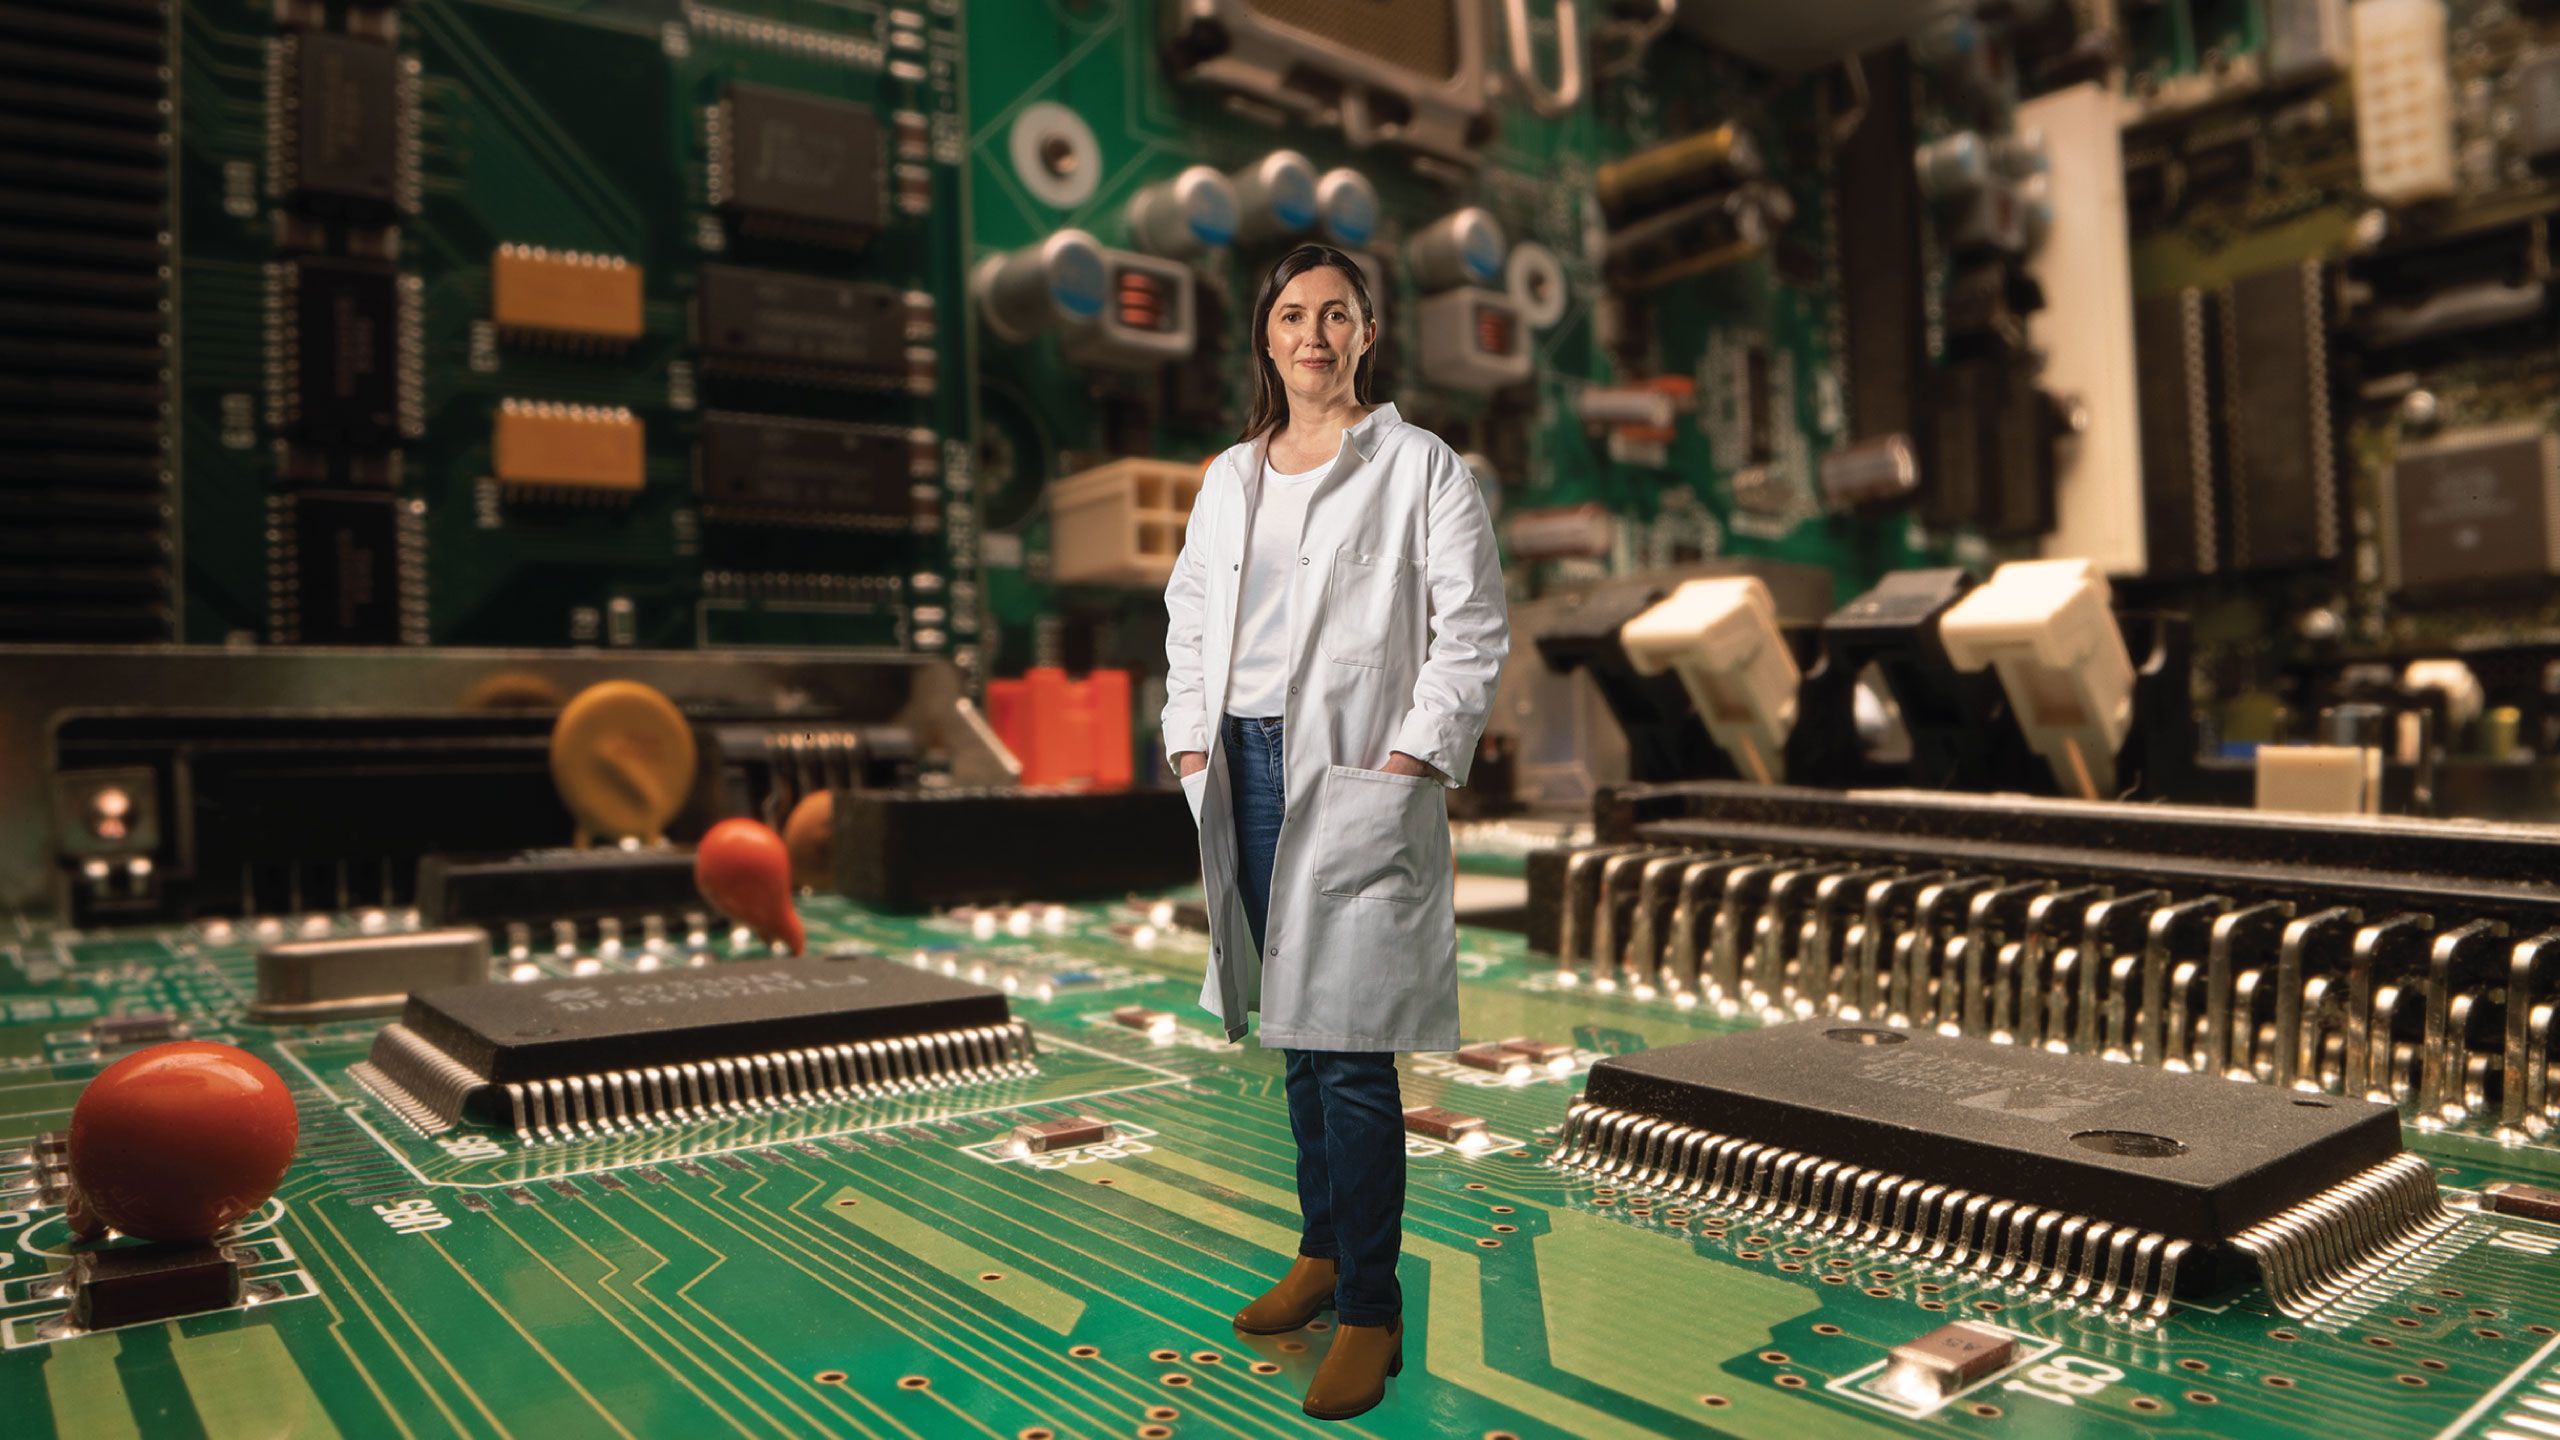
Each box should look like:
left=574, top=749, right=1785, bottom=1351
left=1315, top=763, right=1440, bottom=902
left=1319, top=548, right=1413, bottom=667
left=1180, top=767, right=1210, bottom=825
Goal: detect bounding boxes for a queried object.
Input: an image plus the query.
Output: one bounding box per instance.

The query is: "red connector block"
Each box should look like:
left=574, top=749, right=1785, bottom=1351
left=986, top=667, right=1134, bottom=789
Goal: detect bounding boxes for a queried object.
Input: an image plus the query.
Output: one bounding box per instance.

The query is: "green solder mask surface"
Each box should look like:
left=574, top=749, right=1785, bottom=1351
left=10, top=887, right=2560, bottom=1438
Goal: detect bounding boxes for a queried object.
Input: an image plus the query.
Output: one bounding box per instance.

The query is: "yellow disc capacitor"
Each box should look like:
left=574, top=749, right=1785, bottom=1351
left=549, top=680, right=698, bottom=845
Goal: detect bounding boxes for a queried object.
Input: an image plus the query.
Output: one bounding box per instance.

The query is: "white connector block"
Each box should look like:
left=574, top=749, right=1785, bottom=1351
left=1939, top=559, right=2136, bottom=800
left=1048, top=458, right=1202, bottom=587
left=1619, top=577, right=1799, bottom=783
left=2256, top=745, right=2381, bottom=815
left=2351, top=0, right=2456, bottom=204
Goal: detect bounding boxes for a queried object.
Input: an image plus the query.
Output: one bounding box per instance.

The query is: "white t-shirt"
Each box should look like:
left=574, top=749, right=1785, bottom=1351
left=1223, top=455, right=1329, bottom=717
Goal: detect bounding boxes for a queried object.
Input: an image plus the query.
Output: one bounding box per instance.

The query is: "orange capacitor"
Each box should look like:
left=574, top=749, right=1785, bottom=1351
left=68, top=1042, right=299, bottom=1243
left=695, top=817, right=805, bottom=954
left=782, top=789, right=835, bottom=890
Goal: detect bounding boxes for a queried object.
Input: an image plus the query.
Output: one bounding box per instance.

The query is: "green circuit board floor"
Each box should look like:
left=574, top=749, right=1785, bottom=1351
left=11, top=888, right=2560, bottom=1439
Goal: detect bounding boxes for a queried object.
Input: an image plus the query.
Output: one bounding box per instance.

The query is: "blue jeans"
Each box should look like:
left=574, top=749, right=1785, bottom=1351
left=1224, top=713, right=1404, bottom=1327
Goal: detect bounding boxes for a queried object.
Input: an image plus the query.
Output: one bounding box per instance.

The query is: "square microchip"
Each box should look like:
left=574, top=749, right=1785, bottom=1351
left=719, top=83, right=883, bottom=240
left=1578, top=1021, right=2403, bottom=1260
left=282, top=490, right=404, bottom=644
left=696, top=265, right=907, bottom=379
left=285, top=32, right=402, bottom=212
left=283, top=257, right=402, bottom=448
left=2384, top=423, right=2560, bottom=596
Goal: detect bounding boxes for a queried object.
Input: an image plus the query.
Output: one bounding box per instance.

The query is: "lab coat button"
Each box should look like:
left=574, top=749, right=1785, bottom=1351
left=1299, top=556, right=1309, bottom=565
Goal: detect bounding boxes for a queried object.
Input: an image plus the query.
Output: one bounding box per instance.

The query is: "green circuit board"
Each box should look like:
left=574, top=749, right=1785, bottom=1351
left=12, top=879, right=2560, bottom=1439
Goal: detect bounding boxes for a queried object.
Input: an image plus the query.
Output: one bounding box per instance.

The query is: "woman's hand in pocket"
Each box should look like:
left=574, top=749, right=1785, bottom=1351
left=1376, top=750, right=1442, bottom=782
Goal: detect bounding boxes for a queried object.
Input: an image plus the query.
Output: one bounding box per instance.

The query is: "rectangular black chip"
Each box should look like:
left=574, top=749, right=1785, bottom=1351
left=2220, top=261, right=2338, bottom=571
left=2134, top=287, right=2217, bottom=577
left=698, top=412, right=913, bottom=519
left=285, top=490, right=403, bottom=644
left=402, top=956, right=1010, bottom=1083
left=721, top=83, right=883, bottom=241
left=288, top=32, right=400, bottom=212
left=697, top=265, right=906, bottom=379
left=1583, top=1021, right=2400, bottom=1245
left=285, top=257, right=401, bottom=448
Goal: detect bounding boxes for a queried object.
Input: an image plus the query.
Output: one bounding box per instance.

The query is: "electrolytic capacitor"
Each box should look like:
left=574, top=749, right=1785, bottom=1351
left=1229, top=150, right=1318, bottom=244
left=1125, top=165, right=1238, bottom=259
left=1407, top=206, right=1506, bottom=292
left=975, top=229, right=1108, bottom=341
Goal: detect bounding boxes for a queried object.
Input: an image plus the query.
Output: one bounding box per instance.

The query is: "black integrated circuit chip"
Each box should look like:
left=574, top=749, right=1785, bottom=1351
left=696, top=264, right=907, bottom=381
left=2134, top=287, right=2217, bottom=578
left=282, top=257, right=402, bottom=448
left=361, top=957, right=1035, bottom=1137
left=2385, top=424, right=2560, bottom=596
left=2220, top=260, right=2338, bottom=571
left=719, top=83, right=883, bottom=241
left=283, top=32, right=401, bottom=213
left=283, top=489, right=404, bottom=644
left=1559, top=1021, right=2443, bottom=1315
left=697, top=411, right=915, bottom=521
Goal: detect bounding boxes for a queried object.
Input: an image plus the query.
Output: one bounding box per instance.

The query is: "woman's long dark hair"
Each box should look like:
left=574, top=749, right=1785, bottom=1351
left=1238, top=244, right=1377, bottom=447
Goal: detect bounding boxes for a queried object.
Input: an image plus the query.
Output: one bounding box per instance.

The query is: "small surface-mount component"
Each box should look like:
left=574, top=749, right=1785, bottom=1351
left=2266, top=0, right=2351, bottom=85
left=697, top=265, right=910, bottom=383
left=2382, top=423, right=2560, bottom=596
left=2220, top=261, right=2337, bottom=571
left=273, top=31, right=405, bottom=215
left=1401, top=1105, right=1488, bottom=1146
left=1498, top=1037, right=1574, bottom=1069
left=492, top=401, right=645, bottom=496
left=2483, top=1180, right=2560, bottom=1223
left=1555, top=1021, right=2447, bottom=1317
left=697, top=412, right=919, bottom=526
left=1874, top=1321, right=2019, bottom=1405
left=490, top=245, right=644, bottom=345
left=251, top=927, right=492, bottom=1023
left=357, top=957, right=1032, bottom=1139
left=273, top=489, right=408, bottom=645
left=1939, top=559, right=2135, bottom=800
left=1416, top=288, right=1532, bottom=392
left=1062, top=249, right=1196, bottom=369
left=1618, top=576, right=1800, bottom=784
left=2350, top=0, right=2456, bottom=203
left=88, top=1013, right=181, bottom=1048
left=713, top=83, right=882, bottom=245
left=69, top=1042, right=299, bottom=1242
left=68, top=1243, right=245, bottom=1331
left=1110, top=1004, right=1174, bottom=1035
left=1006, top=1116, right=1114, bottom=1155
left=275, top=257, right=403, bottom=449
left=1454, top=1043, right=1531, bottom=1076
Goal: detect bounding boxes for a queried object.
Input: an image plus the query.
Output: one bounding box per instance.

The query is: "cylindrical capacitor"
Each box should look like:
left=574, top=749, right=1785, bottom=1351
left=1228, top=149, right=1318, bottom=244
left=1408, top=206, right=1506, bottom=292
left=974, top=229, right=1107, bottom=342
left=1125, top=165, right=1238, bottom=259
left=1315, top=167, right=1379, bottom=249
left=1595, top=122, right=1762, bottom=224
left=1818, top=434, right=1921, bottom=509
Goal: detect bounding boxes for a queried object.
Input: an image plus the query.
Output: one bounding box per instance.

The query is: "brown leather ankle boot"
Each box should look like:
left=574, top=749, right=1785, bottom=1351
left=1232, top=1253, right=1336, bottom=1334
left=1301, top=1316, right=1402, bottom=1420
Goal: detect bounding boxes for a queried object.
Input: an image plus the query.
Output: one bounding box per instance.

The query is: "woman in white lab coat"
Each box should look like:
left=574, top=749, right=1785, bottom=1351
left=1160, top=244, right=1509, bottom=1421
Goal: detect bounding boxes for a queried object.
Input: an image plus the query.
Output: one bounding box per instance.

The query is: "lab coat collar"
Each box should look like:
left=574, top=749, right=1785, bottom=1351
left=1242, top=402, right=1402, bottom=483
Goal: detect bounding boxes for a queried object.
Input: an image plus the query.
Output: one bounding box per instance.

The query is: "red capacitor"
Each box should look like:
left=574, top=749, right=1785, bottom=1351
left=68, top=1041, right=299, bottom=1243
left=695, top=817, right=805, bottom=954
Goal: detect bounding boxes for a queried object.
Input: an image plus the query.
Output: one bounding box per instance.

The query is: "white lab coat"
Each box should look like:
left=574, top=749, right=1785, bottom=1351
left=1161, top=403, right=1510, bottom=1050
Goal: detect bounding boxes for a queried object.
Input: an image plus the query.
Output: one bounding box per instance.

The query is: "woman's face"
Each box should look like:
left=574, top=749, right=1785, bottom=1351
left=1265, top=265, right=1371, bottom=412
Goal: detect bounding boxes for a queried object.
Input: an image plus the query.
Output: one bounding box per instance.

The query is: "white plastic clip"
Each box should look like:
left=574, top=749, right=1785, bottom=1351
left=1939, top=558, right=2135, bottom=800
left=1619, top=577, right=1799, bottom=783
